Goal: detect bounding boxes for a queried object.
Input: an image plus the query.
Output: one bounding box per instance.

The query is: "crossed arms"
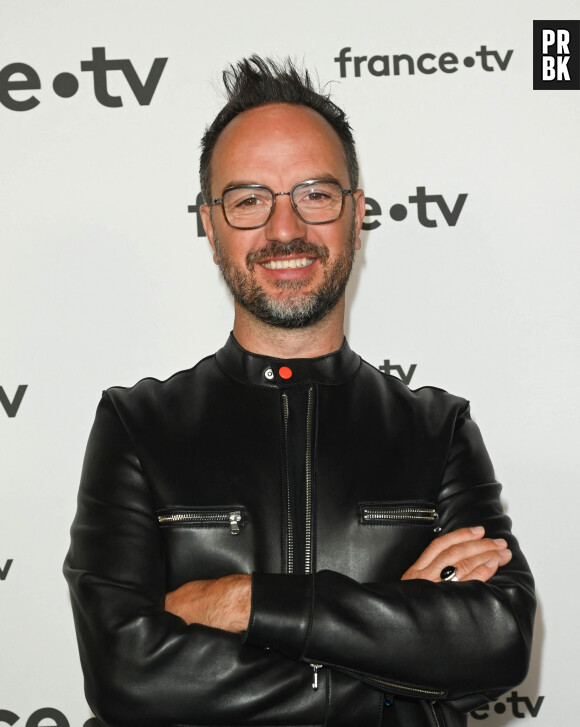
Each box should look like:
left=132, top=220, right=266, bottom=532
left=165, top=526, right=513, bottom=632
left=64, top=393, right=535, bottom=726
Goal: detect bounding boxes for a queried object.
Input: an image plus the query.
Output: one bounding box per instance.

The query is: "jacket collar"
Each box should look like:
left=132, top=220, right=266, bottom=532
left=215, top=333, right=361, bottom=388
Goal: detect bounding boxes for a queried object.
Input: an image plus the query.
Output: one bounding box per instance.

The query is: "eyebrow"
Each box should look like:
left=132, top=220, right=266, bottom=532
left=221, top=174, right=343, bottom=190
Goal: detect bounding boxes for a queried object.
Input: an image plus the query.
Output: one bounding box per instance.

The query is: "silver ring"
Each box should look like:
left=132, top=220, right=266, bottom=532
left=440, top=565, right=459, bottom=582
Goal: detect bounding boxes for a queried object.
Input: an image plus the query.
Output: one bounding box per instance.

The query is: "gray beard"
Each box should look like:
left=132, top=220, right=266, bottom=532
left=213, top=224, right=356, bottom=329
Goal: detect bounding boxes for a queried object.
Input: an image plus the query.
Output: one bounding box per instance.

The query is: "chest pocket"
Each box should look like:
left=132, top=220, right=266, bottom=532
left=316, top=500, right=439, bottom=582
left=358, top=500, right=439, bottom=580
left=157, top=505, right=255, bottom=589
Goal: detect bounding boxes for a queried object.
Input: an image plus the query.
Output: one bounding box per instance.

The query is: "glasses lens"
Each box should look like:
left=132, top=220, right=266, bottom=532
left=222, top=187, right=273, bottom=228
left=292, top=181, right=344, bottom=223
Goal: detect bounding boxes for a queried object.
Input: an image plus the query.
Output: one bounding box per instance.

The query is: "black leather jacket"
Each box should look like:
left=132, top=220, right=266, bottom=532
left=64, top=335, right=535, bottom=727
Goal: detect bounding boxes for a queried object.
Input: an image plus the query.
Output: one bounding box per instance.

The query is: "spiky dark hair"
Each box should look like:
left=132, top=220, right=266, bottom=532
left=199, top=55, right=359, bottom=202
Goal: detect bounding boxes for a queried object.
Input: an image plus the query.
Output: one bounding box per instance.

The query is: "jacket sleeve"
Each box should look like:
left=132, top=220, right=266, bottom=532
left=63, top=393, right=324, bottom=727
left=245, top=403, right=536, bottom=710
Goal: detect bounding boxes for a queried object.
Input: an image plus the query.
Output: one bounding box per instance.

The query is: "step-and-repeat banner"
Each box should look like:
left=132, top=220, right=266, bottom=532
left=2, top=1, right=579, bottom=724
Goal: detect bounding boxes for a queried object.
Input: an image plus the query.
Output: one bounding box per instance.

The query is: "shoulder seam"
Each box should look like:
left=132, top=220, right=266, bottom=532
left=104, top=353, right=216, bottom=394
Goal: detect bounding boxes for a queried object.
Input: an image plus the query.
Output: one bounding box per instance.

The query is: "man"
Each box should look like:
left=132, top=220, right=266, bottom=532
left=64, top=57, right=535, bottom=727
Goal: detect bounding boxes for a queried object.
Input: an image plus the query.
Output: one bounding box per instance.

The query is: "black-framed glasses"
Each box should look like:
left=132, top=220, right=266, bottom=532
left=210, top=179, right=353, bottom=230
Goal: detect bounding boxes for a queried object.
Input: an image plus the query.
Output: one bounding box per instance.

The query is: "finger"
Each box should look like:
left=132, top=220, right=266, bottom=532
left=454, top=548, right=512, bottom=581
left=403, top=540, right=510, bottom=582
left=413, top=535, right=507, bottom=577
left=459, top=559, right=501, bottom=583
left=431, top=538, right=508, bottom=574
left=409, top=526, right=485, bottom=570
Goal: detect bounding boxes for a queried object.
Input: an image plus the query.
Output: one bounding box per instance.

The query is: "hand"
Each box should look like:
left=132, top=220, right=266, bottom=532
left=401, top=526, right=512, bottom=583
left=165, top=574, right=252, bottom=633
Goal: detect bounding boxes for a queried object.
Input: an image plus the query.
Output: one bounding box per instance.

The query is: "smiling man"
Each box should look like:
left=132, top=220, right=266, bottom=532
left=202, top=103, right=363, bottom=338
left=64, top=57, right=535, bottom=727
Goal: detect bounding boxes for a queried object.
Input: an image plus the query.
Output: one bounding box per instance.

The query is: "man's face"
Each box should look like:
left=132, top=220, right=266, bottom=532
left=201, top=104, right=365, bottom=328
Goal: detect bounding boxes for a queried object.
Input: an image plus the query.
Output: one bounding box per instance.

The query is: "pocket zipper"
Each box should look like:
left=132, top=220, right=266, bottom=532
left=157, top=509, right=243, bottom=535
left=309, top=663, right=323, bottom=690
left=361, top=505, right=437, bottom=524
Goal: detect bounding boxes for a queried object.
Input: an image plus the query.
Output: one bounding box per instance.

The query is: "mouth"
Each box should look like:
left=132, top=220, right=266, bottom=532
left=247, top=241, right=329, bottom=272
left=261, top=257, right=315, bottom=270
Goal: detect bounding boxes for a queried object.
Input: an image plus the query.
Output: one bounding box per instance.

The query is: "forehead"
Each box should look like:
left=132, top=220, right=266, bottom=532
left=210, top=103, right=348, bottom=192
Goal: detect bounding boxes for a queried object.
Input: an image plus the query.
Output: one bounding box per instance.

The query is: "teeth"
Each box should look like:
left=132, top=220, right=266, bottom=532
left=262, top=257, right=315, bottom=270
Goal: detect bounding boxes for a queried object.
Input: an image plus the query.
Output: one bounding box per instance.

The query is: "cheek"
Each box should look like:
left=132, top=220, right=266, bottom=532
left=326, top=223, right=354, bottom=255
left=218, top=230, right=263, bottom=264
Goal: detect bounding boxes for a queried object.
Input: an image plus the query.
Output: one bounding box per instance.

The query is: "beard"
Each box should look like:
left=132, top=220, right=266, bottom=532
left=212, top=222, right=357, bottom=329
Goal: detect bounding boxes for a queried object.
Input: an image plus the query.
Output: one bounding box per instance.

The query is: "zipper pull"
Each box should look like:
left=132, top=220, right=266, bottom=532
left=310, top=663, right=323, bottom=690
left=229, top=511, right=241, bottom=535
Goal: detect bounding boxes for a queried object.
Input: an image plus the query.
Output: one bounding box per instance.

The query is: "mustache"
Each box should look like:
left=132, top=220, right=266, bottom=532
left=246, top=240, right=329, bottom=270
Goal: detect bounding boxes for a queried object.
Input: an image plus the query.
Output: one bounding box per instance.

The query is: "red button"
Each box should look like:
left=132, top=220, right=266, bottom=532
left=278, top=366, right=293, bottom=379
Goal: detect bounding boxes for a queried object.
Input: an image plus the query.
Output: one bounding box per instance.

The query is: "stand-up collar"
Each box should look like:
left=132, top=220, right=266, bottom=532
left=215, top=333, right=361, bottom=388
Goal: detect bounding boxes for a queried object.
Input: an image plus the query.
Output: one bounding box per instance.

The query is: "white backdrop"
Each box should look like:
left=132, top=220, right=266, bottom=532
left=2, top=1, right=579, bottom=724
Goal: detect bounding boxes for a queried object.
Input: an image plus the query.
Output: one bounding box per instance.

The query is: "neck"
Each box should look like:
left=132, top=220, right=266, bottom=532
left=232, top=298, right=346, bottom=359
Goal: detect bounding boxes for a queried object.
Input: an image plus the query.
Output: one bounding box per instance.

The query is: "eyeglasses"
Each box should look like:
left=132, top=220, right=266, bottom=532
left=210, top=179, right=353, bottom=229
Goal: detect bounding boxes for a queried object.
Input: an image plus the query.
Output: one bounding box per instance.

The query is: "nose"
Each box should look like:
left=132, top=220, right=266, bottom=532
left=265, top=192, right=307, bottom=242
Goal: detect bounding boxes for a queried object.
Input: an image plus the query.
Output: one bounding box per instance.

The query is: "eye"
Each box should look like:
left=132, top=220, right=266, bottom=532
left=305, top=190, right=330, bottom=202
left=225, top=188, right=272, bottom=213
left=235, top=195, right=265, bottom=208
left=295, top=183, right=340, bottom=208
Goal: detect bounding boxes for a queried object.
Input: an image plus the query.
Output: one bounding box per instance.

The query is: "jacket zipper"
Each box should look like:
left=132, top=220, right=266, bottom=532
left=304, top=387, right=322, bottom=690
left=304, top=386, right=314, bottom=574
left=157, top=510, right=243, bottom=535
left=361, top=505, right=437, bottom=523
left=338, top=666, right=445, bottom=699
left=363, top=676, right=443, bottom=698
left=282, top=393, right=294, bottom=574
left=429, top=700, right=442, bottom=727
left=283, top=387, right=321, bottom=691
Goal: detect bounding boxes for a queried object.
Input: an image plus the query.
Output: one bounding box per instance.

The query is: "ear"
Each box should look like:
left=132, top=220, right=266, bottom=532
left=200, top=204, right=219, bottom=265
left=352, top=189, right=366, bottom=250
